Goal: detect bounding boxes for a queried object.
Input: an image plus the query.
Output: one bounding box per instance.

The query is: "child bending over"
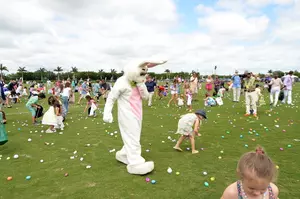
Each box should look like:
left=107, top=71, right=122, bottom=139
left=173, top=110, right=207, bottom=154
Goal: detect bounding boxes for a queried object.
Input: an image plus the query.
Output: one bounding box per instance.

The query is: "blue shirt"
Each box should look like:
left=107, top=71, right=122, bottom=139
left=81, top=83, right=88, bottom=94
left=232, top=75, right=241, bottom=88
left=145, top=81, right=156, bottom=92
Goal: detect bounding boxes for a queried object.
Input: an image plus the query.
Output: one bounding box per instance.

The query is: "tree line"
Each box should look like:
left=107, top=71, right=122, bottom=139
left=0, top=64, right=298, bottom=82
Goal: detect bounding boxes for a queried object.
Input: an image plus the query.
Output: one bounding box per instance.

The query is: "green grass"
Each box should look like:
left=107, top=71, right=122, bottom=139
left=1, top=85, right=300, bottom=199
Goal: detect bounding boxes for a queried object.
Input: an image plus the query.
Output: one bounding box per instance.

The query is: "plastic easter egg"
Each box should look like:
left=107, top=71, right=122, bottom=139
left=221, top=136, right=224, bottom=139
left=26, top=176, right=31, bottom=180
left=276, top=165, right=279, bottom=169
left=7, top=176, right=12, bottom=181
left=13, top=154, right=19, bottom=159
left=218, top=156, right=222, bottom=159
left=167, top=167, right=172, bottom=174
left=64, top=173, right=69, bottom=177
left=288, top=145, right=292, bottom=148
left=151, top=180, right=156, bottom=184
left=220, top=151, right=224, bottom=154
left=240, top=135, right=243, bottom=138
left=204, top=182, right=209, bottom=187
left=203, top=171, right=207, bottom=175
left=176, top=172, right=180, bottom=175
left=145, top=177, right=150, bottom=182
left=244, top=144, right=248, bottom=148
left=280, top=148, right=283, bottom=151
left=210, top=177, right=215, bottom=181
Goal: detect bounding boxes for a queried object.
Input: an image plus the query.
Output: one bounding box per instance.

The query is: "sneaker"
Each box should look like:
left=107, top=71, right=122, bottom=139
left=46, top=129, right=55, bottom=133
left=192, top=150, right=199, bottom=154
left=244, top=114, right=250, bottom=116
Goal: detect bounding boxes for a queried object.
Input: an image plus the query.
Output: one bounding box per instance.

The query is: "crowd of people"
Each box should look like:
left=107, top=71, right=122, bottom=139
left=0, top=69, right=296, bottom=199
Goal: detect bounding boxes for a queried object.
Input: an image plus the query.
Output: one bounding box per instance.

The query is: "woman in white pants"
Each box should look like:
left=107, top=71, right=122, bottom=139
left=269, top=74, right=283, bottom=108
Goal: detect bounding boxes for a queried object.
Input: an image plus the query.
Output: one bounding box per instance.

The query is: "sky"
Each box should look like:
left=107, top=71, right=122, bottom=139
left=0, top=0, right=299, bottom=75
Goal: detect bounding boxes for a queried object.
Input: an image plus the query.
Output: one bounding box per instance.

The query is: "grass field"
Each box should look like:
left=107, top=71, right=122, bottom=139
left=1, top=84, right=300, bottom=199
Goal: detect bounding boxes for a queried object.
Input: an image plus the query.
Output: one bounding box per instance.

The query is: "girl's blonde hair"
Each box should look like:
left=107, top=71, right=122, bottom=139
left=237, top=146, right=277, bottom=182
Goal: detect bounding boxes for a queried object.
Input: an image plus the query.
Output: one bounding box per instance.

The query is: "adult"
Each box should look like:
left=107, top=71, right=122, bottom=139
left=282, top=71, right=294, bottom=105
left=145, top=75, right=156, bottom=107
left=190, top=73, right=198, bottom=97
left=231, top=70, right=241, bottom=102
left=269, top=73, right=283, bottom=108
left=77, top=80, right=88, bottom=104
left=61, top=82, right=72, bottom=118
left=214, top=76, right=221, bottom=95
left=92, top=80, right=101, bottom=102
left=0, top=79, right=6, bottom=108
left=243, top=71, right=257, bottom=117
left=205, top=75, right=213, bottom=95
left=100, top=79, right=111, bottom=102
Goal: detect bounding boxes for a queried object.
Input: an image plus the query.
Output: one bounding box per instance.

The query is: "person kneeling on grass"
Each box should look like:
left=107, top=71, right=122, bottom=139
left=173, top=109, right=207, bottom=154
left=84, top=95, right=98, bottom=117
left=26, top=93, right=46, bottom=125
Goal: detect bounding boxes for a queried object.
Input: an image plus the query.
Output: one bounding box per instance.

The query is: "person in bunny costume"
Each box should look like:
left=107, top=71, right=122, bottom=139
left=103, top=59, right=167, bottom=175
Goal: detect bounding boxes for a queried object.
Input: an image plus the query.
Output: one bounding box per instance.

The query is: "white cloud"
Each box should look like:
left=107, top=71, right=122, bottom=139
left=0, top=0, right=299, bottom=76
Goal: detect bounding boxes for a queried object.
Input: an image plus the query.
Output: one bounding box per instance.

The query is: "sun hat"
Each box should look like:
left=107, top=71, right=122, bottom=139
left=195, top=109, right=207, bottom=119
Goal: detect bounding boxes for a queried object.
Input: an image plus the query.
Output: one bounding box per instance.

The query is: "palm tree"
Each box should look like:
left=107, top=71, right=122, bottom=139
left=268, top=70, right=273, bottom=74
left=17, top=66, right=27, bottom=81
left=39, top=67, right=46, bottom=81
left=54, top=66, right=63, bottom=80
left=98, top=69, right=104, bottom=79
left=110, top=69, right=117, bottom=80
left=0, top=64, right=9, bottom=79
left=71, top=66, right=78, bottom=80
left=164, top=69, right=170, bottom=79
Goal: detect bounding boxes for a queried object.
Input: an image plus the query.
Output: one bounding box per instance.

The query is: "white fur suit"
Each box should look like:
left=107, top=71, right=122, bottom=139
left=103, top=60, right=167, bottom=175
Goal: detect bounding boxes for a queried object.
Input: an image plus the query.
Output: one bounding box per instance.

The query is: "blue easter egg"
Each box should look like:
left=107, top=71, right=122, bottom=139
left=240, top=135, right=243, bottom=138
left=221, top=136, right=224, bottom=139
left=245, top=144, right=248, bottom=148
left=256, top=133, right=259, bottom=136
left=204, top=182, right=209, bottom=187
left=26, top=176, right=31, bottom=180
left=18, top=128, right=21, bottom=131
left=151, top=180, right=156, bottom=184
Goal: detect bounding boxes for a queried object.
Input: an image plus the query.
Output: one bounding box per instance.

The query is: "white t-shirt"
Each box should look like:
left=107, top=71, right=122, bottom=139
left=62, top=87, right=71, bottom=98
left=16, top=86, right=22, bottom=94
left=177, top=98, right=184, bottom=106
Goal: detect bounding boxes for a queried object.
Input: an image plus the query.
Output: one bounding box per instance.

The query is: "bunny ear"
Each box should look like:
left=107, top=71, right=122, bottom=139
left=146, top=61, right=168, bottom=68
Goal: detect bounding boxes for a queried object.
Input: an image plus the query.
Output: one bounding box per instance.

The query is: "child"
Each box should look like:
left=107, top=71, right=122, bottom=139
left=42, top=96, right=58, bottom=133
left=173, top=110, right=207, bottom=154
left=221, top=146, right=279, bottom=199
left=255, top=84, right=265, bottom=107
left=26, top=93, right=46, bottom=125
left=177, top=94, right=184, bottom=107
left=54, top=96, right=65, bottom=130
left=186, top=88, right=193, bottom=111
left=204, top=94, right=216, bottom=107
left=218, top=86, right=226, bottom=98
left=0, top=109, right=8, bottom=145
left=158, top=85, right=165, bottom=99
left=84, top=95, right=98, bottom=117
left=23, top=86, right=28, bottom=96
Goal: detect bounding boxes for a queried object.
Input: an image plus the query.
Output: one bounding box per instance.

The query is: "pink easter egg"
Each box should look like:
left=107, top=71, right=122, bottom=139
left=145, top=177, right=150, bottom=182
left=280, top=148, right=283, bottom=151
